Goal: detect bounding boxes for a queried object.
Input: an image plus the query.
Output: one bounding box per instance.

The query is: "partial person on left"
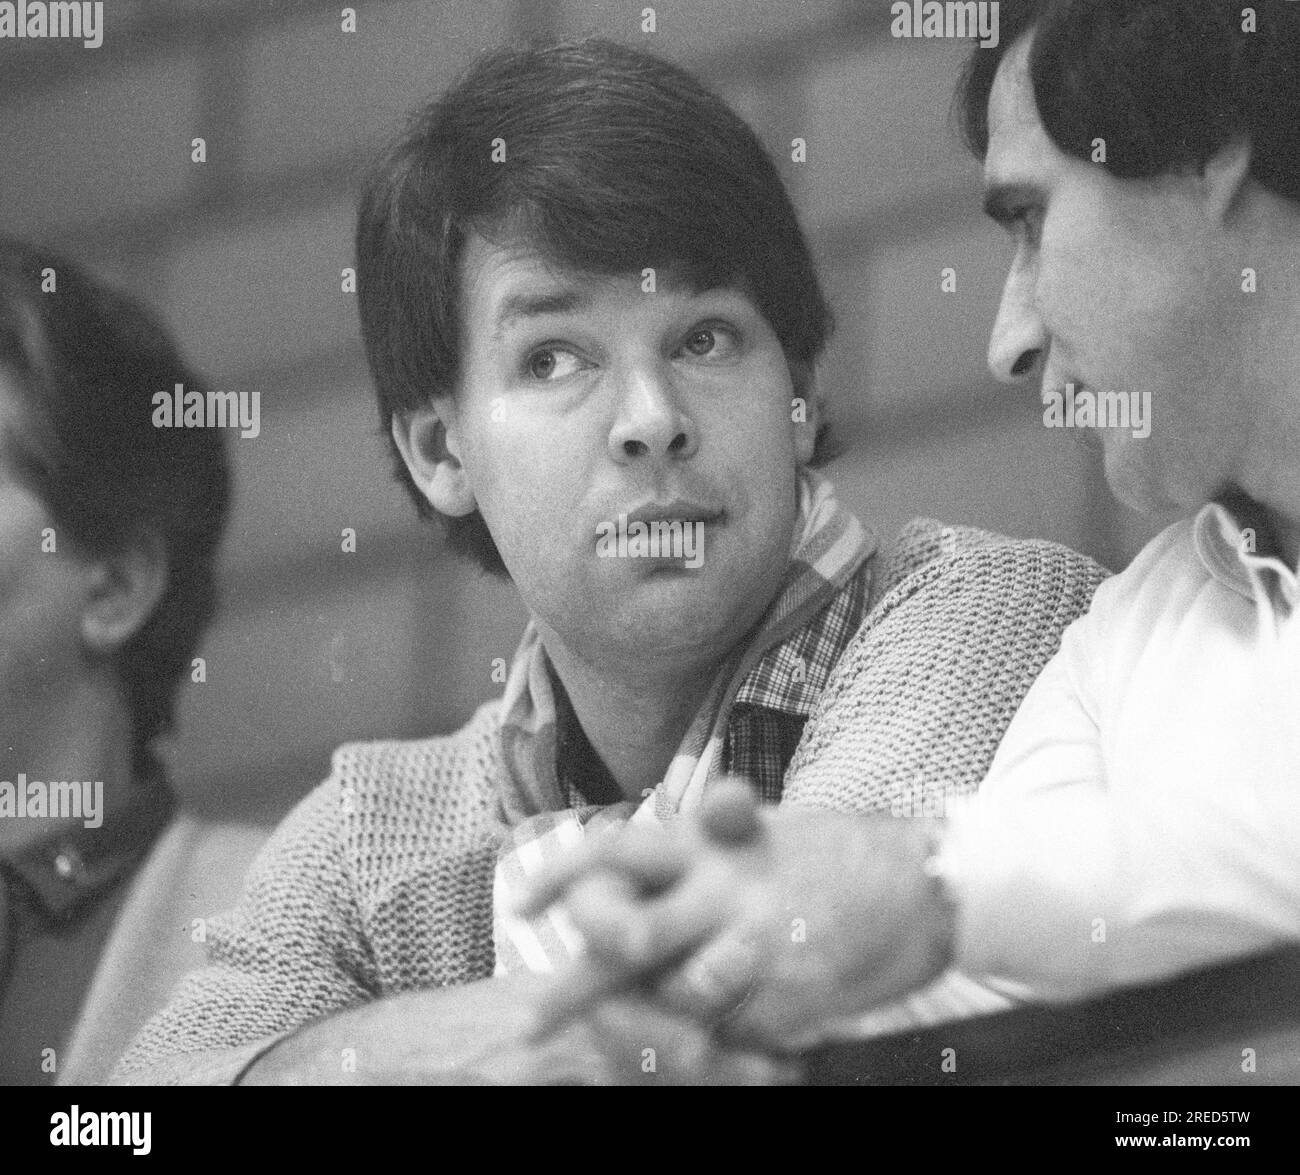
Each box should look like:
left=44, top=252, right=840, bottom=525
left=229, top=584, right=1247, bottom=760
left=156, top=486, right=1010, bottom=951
left=0, top=238, right=230, bottom=1084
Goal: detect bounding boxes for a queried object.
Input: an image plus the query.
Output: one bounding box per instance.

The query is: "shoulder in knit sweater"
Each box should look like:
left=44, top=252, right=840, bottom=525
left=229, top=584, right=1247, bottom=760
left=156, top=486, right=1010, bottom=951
left=306, top=700, right=506, bottom=909
left=869, top=516, right=1110, bottom=608
left=782, top=517, right=1110, bottom=814
left=328, top=699, right=503, bottom=813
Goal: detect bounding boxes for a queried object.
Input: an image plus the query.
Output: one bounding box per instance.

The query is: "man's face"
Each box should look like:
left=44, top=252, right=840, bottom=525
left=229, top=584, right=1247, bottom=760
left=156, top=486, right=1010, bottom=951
left=434, top=235, right=814, bottom=671
left=0, top=372, right=91, bottom=759
left=983, top=35, right=1248, bottom=516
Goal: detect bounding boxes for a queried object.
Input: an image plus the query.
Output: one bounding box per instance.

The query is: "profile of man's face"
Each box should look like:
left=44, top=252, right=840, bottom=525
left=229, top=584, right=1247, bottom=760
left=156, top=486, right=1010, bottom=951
left=409, top=234, right=818, bottom=671
left=983, top=34, right=1252, bottom=517
left=0, top=373, right=96, bottom=760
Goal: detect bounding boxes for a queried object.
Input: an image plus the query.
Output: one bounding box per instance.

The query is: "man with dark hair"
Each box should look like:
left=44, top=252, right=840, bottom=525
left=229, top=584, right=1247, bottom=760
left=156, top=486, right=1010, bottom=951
left=521, top=1, right=1300, bottom=1047
left=355, top=38, right=837, bottom=577
left=112, top=38, right=1103, bottom=1084
left=0, top=237, right=231, bottom=1083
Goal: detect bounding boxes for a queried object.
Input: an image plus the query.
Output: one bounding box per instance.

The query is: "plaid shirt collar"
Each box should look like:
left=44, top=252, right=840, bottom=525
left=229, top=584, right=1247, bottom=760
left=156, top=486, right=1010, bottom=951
left=557, top=558, right=872, bottom=807
left=733, top=557, right=870, bottom=717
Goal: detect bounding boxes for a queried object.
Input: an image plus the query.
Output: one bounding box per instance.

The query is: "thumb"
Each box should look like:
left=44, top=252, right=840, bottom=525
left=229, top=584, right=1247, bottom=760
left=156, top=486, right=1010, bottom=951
left=699, top=776, right=764, bottom=846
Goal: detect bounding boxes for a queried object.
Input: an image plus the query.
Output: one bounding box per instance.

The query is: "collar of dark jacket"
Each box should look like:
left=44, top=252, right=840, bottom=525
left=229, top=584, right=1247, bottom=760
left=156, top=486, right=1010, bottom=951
left=0, top=762, right=173, bottom=925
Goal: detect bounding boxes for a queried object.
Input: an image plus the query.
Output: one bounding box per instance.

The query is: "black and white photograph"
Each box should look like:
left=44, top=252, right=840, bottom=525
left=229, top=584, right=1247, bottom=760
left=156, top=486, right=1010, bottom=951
left=1, top=0, right=1297, bottom=1148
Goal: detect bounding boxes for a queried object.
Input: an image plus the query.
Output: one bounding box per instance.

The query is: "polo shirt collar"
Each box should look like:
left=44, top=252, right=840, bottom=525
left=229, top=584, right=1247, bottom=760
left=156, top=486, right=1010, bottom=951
left=1193, top=501, right=1300, bottom=614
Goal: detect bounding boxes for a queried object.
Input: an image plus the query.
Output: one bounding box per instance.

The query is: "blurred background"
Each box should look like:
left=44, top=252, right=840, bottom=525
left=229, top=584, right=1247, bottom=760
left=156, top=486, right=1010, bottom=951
left=0, top=0, right=1158, bottom=827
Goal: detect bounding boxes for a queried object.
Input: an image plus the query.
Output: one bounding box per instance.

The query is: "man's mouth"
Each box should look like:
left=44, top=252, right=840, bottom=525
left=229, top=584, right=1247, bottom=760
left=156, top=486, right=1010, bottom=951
left=1042, top=378, right=1086, bottom=403
left=622, top=499, right=723, bottom=527
left=594, top=500, right=719, bottom=569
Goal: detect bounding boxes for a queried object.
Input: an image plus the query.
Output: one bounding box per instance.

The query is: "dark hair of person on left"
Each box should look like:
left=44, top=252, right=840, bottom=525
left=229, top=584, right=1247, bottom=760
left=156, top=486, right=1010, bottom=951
left=0, top=236, right=232, bottom=774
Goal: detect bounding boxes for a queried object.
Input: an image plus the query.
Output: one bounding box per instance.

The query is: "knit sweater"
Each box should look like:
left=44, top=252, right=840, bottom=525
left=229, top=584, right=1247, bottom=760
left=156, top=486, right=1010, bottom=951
left=111, top=519, right=1107, bottom=1084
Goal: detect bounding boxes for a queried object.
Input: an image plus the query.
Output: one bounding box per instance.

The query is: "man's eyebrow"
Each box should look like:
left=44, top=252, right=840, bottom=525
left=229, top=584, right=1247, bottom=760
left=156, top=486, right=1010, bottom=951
left=493, top=288, right=589, bottom=340
left=982, top=182, right=1043, bottom=227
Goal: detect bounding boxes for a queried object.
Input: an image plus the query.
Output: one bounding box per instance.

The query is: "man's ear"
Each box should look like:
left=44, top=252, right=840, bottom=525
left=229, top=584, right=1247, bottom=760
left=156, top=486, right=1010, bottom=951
left=80, top=530, right=168, bottom=656
left=790, top=362, right=821, bottom=467
left=1200, top=136, right=1253, bottom=225
left=390, top=400, right=477, bottom=518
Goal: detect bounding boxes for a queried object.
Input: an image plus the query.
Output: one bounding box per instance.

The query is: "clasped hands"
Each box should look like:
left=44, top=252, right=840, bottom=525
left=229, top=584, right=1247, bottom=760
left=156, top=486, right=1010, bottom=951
left=516, top=777, right=956, bottom=1077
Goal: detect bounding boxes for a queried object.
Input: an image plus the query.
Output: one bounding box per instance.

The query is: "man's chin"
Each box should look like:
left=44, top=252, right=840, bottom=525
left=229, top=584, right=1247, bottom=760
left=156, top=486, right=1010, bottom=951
left=605, top=576, right=764, bottom=652
left=592, top=545, right=716, bottom=585
left=1102, top=465, right=1154, bottom=518
left=1102, top=449, right=1185, bottom=522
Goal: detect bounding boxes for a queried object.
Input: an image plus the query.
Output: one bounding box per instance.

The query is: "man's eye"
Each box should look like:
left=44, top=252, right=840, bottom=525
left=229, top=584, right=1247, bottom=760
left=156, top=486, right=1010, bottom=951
left=525, top=347, right=583, bottom=381
left=679, top=324, right=739, bottom=360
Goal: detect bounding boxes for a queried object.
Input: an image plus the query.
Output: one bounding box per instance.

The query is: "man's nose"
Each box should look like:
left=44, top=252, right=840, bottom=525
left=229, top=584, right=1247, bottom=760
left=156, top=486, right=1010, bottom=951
left=607, top=360, right=697, bottom=463
left=987, top=261, right=1046, bottom=384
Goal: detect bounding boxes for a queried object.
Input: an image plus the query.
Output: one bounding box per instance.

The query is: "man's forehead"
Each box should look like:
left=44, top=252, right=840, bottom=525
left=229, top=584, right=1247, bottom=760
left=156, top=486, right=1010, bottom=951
left=983, top=35, right=1049, bottom=184
left=470, top=245, right=618, bottom=309
left=462, top=234, right=741, bottom=330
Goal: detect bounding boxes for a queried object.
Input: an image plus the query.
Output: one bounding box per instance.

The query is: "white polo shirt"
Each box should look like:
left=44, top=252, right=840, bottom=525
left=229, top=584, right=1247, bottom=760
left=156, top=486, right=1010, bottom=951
left=940, top=502, right=1300, bottom=1000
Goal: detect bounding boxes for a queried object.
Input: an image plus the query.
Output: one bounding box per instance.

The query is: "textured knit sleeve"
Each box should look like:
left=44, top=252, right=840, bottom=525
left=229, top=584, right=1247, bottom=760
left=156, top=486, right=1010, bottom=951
left=108, top=769, right=373, bottom=1085
left=782, top=518, right=1110, bottom=815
